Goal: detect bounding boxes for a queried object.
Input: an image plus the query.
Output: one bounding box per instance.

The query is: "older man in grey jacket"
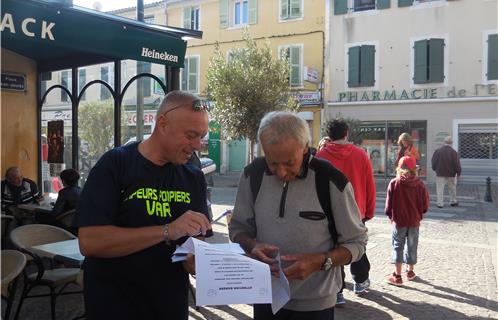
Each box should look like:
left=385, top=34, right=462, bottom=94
left=431, top=136, right=462, bottom=208
left=229, top=111, right=367, bottom=320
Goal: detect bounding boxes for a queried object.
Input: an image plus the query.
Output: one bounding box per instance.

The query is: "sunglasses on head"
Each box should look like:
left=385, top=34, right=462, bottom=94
left=161, top=99, right=210, bottom=117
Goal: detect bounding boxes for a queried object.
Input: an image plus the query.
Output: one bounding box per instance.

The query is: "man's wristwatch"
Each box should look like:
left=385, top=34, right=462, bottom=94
left=321, top=252, right=333, bottom=271
left=163, top=224, right=171, bottom=245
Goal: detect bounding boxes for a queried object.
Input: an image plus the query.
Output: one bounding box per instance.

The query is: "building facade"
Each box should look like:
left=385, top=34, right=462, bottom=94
left=112, top=0, right=327, bottom=172
left=325, top=0, right=498, bottom=183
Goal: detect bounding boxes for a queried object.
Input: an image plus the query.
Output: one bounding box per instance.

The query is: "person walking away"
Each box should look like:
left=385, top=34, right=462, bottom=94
left=229, top=111, right=367, bottom=320
left=316, top=119, right=376, bottom=304
left=385, top=156, right=429, bottom=286
left=394, top=133, right=420, bottom=168
left=431, top=136, right=461, bottom=208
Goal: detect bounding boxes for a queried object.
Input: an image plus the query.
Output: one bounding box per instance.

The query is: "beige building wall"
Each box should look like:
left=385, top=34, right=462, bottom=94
left=1, top=49, right=38, bottom=181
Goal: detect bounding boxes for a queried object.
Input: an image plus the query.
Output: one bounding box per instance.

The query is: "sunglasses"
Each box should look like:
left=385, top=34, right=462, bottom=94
left=161, top=99, right=210, bottom=117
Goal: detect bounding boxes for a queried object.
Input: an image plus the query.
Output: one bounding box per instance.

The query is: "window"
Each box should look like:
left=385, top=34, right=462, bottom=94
left=183, top=6, right=200, bottom=30
left=487, top=34, right=498, bottom=81
left=280, top=45, right=303, bottom=87
left=280, top=0, right=302, bottom=20
left=60, top=71, right=70, bottom=102
left=100, top=65, right=114, bottom=100
left=413, top=38, right=445, bottom=84
left=180, top=56, right=199, bottom=93
left=354, top=0, right=375, bottom=12
left=78, top=69, right=86, bottom=101
left=144, top=15, right=154, bottom=24
left=347, top=45, right=375, bottom=87
left=234, top=0, right=248, bottom=26
left=219, top=0, right=257, bottom=28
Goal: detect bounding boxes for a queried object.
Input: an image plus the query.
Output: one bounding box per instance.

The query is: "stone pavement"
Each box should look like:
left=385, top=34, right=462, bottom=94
left=188, top=173, right=498, bottom=320
left=4, top=173, right=496, bottom=319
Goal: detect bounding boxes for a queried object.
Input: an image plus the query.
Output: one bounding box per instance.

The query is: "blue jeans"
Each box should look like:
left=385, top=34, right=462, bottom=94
left=391, top=225, right=419, bottom=265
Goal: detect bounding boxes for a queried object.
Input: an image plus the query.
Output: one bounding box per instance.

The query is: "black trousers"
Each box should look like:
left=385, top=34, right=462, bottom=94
left=339, top=252, right=371, bottom=292
left=254, top=304, right=334, bottom=320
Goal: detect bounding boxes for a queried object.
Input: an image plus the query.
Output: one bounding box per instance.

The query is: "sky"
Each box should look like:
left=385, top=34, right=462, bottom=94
left=73, top=0, right=161, bottom=12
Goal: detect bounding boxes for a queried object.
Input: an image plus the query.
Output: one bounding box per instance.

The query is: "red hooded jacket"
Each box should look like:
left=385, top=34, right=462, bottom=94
left=316, top=141, right=376, bottom=221
left=385, top=174, right=429, bottom=227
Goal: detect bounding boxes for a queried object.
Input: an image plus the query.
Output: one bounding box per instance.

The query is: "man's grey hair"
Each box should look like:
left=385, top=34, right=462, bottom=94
left=156, top=90, right=199, bottom=117
left=444, top=136, right=453, bottom=144
left=257, top=111, right=310, bottom=147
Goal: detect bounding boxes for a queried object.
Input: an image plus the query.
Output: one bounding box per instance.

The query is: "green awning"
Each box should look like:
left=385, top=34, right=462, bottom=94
left=1, top=0, right=202, bottom=71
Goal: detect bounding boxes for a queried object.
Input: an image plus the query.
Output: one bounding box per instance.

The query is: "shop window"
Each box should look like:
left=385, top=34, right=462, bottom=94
left=280, top=45, right=303, bottom=87
left=357, top=122, right=387, bottom=175
left=413, top=38, right=445, bottom=84
left=387, top=121, right=427, bottom=177
left=180, top=56, right=199, bottom=93
left=348, top=44, right=375, bottom=87
left=280, top=0, right=302, bottom=20
left=183, top=6, right=200, bottom=30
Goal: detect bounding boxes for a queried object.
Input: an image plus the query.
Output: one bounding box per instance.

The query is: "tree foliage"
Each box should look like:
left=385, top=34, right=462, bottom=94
left=206, top=30, right=298, bottom=157
left=78, top=100, right=114, bottom=159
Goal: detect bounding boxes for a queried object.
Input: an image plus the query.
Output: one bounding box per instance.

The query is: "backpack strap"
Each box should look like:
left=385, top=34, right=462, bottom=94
left=310, top=157, right=349, bottom=248
left=243, top=157, right=267, bottom=203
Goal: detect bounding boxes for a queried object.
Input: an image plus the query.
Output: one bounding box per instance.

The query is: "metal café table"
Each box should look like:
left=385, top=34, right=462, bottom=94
left=31, top=238, right=84, bottom=267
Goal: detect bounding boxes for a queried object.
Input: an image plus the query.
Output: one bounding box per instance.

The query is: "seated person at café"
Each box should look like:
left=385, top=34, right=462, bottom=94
left=1, top=166, right=42, bottom=211
left=35, top=169, right=81, bottom=226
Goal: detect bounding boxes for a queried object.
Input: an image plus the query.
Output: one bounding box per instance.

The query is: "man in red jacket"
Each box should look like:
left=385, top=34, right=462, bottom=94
left=317, top=119, right=376, bottom=303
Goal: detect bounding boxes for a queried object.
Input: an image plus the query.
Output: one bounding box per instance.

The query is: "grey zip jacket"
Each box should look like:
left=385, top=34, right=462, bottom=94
left=229, top=154, right=367, bottom=311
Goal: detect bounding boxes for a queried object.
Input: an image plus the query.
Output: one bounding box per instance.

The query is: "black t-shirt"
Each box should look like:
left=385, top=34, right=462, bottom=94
left=75, top=142, right=208, bottom=320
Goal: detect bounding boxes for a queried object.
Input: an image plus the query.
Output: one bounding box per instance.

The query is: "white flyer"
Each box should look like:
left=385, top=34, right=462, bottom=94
left=174, top=238, right=272, bottom=306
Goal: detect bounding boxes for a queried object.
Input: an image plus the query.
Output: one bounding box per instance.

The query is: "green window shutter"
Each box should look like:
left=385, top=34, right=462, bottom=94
left=281, top=0, right=289, bottom=19
left=219, top=0, right=229, bottom=28
left=487, top=34, right=498, bottom=80
left=360, top=45, right=375, bottom=86
left=414, top=39, right=428, bottom=84
left=188, top=57, right=198, bottom=92
left=183, top=7, right=192, bottom=29
left=181, top=59, right=188, bottom=90
left=429, top=38, right=445, bottom=83
left=290, top=0, right=301, bottom=18
left=348, top=46, right=360, bottom=87
left=334, top=0, right=348, bottom=15
left=290, top=46, right=301, bottom=86
left=398, top=0, right=413, bottom=7
left=377, top=0, right=390, bottom=9
left=249, top=0, right=257, bottom=24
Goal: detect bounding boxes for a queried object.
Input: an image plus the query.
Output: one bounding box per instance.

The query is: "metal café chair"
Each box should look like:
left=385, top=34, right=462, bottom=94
left=10, top=224, right=82, bottom=320
left=1, top=250, right=27, bottom=320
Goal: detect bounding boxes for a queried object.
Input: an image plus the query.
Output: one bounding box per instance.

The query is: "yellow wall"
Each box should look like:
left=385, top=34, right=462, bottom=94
left=167, top=0, right=325, bottom=96
left=1, top=49, right=38, bottom=182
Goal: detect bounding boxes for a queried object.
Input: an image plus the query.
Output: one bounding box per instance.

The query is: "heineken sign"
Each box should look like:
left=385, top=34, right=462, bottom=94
left=338, top=84, right=497, bottom=102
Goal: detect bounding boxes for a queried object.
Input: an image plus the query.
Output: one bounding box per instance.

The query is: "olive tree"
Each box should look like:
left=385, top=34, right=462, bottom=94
left=206, top=30, right=298, bottom=161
